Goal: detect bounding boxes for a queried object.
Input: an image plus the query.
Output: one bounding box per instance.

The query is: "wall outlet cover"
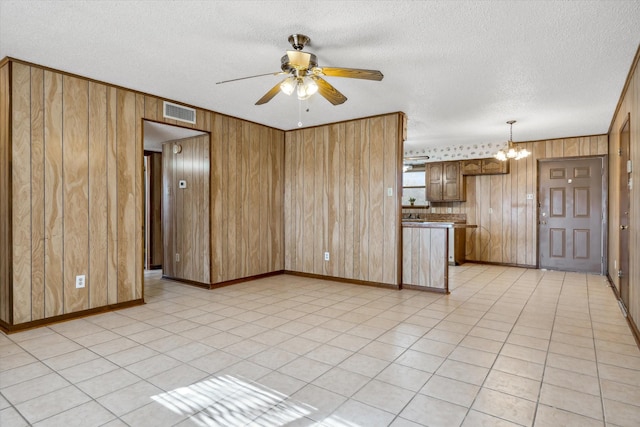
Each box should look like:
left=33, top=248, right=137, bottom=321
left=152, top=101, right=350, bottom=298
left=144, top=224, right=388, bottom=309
left=75, top=275, right=85, bottom=289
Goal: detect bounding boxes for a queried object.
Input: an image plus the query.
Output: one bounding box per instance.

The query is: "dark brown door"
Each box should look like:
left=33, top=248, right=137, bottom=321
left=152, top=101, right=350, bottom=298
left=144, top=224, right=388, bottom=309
left=538, top=157, right=604, bottom=273
left=619, top=116, right=630, bottom=308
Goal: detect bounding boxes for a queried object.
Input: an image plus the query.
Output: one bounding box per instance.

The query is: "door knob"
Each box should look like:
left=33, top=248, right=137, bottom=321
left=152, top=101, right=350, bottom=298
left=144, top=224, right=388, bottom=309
left=620, top=225, right=628, bottom=230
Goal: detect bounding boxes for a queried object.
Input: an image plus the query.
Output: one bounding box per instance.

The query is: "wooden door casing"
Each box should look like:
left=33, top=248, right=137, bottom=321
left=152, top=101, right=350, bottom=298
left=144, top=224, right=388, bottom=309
left=619, top=115, right=631, bottom=308
left=538, top=157, right=605, bottom=273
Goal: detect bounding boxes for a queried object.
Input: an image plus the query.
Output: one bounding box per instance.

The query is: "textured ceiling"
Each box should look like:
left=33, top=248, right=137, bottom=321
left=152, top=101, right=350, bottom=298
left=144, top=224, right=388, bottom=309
left=1, top=1, right=639, bottom=158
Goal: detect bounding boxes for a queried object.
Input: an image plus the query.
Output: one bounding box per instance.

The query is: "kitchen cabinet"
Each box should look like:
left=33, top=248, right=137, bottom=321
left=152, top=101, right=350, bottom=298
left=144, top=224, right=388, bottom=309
left=461, top=157, right=509, bottom=175
left=425, top=161, right=465, bottom=202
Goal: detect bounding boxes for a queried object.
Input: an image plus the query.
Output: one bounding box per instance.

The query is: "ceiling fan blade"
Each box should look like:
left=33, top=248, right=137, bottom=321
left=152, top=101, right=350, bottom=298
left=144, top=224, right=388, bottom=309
left=312, top=77, right=347, bottom=105
left=216, top=71, right=283, bottom=85
left=319, top=67, right=384, bottom=81
left=255, top=79, right=286, bottom=105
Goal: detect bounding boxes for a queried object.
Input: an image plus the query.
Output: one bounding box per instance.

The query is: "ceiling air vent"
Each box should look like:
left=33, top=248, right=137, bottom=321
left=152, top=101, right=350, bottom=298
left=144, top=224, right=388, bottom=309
left=163, top=101, right=196, bottom=124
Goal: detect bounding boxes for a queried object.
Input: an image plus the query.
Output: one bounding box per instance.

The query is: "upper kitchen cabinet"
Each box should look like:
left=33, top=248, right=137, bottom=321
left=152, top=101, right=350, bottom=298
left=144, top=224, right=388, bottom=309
left=425, top=161, right=465, bottom=202
left=461, top=157, right=509, bottom=175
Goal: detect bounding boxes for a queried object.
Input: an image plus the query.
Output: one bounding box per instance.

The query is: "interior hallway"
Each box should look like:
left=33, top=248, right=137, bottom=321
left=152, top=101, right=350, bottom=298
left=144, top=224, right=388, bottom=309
left=1, top=264, right=639, bottom=426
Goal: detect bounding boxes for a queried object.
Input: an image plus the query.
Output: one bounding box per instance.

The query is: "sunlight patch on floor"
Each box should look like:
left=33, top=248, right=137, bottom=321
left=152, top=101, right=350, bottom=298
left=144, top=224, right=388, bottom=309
left=151, top=375, right=313, bottom=426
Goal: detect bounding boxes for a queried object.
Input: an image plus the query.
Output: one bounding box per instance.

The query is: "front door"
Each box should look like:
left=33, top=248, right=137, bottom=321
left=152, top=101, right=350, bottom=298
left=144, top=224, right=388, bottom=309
left=619, top=116, right=631, bottom=308
left=538, top=157, right=604, bottom=273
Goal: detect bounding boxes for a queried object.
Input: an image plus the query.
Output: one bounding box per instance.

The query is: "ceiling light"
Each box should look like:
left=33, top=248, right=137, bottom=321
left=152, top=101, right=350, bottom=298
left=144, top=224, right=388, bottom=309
left=295, top=77, right=318, bottom=100
left=281, top=76, right=318, bottom=101
left=280, top=77, right=296, bottom=95
left=495, top=120, right=530, bottom=161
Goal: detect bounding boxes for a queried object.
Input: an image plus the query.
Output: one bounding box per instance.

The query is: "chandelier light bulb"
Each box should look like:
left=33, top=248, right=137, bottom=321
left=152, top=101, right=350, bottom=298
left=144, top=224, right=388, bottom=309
left=304, top=77, right=318, bottom=96
left=495, top=150, right=507, bottom=161
left=280, top=77, right=296, bottom=95
left=295, top=77, right=318, bottom=100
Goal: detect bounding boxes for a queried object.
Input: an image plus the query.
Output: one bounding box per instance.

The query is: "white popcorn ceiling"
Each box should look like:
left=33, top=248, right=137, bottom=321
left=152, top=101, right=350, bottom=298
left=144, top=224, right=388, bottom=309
left=1, top=1, right=639, bottom=157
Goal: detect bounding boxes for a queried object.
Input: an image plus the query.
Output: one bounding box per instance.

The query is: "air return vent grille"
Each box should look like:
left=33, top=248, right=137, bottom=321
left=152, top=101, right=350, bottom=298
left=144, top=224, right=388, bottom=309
left=163, top=101, right=196, bottom=124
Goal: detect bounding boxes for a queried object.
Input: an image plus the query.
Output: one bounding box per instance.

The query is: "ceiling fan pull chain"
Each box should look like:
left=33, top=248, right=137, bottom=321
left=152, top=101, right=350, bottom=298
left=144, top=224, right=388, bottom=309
left=298, top=99, right=303, bottom=127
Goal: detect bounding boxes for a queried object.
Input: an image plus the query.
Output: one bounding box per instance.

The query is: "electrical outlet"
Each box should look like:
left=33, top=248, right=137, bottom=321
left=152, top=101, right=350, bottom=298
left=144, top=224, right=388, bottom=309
left=324, top=252, right=330, bottom=261
left=387, top=187, right=393, bottom=197
left=75, top=275, right=85, bottom=289
left=489, top=208, right=493, bottom=214
left=526, top=193, right=534, bottom=200
left=176, top=253, right=180, bottom=262
left=447, top=208, right=452, bottom=213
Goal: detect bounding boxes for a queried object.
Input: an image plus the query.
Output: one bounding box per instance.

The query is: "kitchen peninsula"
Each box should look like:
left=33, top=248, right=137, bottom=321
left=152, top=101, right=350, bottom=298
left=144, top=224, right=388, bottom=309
left=402, top=220, right=477, bottom=293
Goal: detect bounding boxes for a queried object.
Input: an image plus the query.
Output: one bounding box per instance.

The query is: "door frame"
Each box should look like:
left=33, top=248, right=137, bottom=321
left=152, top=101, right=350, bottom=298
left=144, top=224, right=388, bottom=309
left=618, top=113, right=631, bottom=309
left=536, top=155, right=608, bottom=274
left=140, top=119, right=212, bottom=286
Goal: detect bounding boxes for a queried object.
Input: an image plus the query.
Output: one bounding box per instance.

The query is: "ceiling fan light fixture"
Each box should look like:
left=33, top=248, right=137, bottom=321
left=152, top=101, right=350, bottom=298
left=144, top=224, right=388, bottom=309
left=295, top=77, right=318, bottom=100
left=280, top=77, right=296, bottom=95
left=226, top=34, right=382, bottom=107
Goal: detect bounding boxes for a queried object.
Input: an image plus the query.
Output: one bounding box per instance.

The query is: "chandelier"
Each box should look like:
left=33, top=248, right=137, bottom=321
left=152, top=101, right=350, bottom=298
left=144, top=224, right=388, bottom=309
left=495, top=120, right=530, bottom=161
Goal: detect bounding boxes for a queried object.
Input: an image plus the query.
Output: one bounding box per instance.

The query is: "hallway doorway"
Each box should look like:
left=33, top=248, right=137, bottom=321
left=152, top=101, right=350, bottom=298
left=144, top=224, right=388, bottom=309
left=142, top=121, right=209, bottom=285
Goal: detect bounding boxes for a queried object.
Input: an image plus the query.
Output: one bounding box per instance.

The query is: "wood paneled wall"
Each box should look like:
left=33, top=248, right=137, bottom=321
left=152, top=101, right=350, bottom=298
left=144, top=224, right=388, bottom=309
left=428, top=135, right=607, bottom=266
left=162, top=135, right=211, bottom=284
left=6, top=62, right=144, bottom=325
left=211, top=116, right=284, bottom=283
left=2, top=58, right=285, bottom=326
left=284, top=114, right=403, bottom=285
left=608, top=46, right=640, bottom=332
left=0, top=62, right=10, bottom=324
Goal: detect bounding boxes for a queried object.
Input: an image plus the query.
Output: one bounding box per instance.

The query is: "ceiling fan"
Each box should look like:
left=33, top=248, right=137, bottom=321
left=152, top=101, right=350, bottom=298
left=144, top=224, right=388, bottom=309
left=216, top=34, right=384, bottom=106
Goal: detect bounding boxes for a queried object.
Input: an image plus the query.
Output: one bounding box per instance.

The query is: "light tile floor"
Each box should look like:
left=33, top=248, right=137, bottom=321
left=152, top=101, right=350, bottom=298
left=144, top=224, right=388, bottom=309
left=1, top=264, right=639, bottom=426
